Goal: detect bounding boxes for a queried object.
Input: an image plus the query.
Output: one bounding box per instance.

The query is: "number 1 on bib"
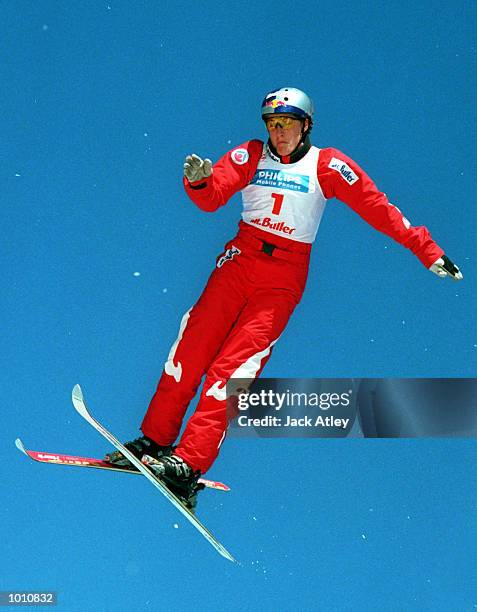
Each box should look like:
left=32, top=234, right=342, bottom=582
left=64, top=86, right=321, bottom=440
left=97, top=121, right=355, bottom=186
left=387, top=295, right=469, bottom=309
left=271, top=192, right=284, bottom=215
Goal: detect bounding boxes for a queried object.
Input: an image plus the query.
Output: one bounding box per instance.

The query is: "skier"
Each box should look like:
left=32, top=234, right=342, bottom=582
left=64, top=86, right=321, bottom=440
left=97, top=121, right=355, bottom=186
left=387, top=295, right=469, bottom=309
left=105, top=87, right=463, bottom=509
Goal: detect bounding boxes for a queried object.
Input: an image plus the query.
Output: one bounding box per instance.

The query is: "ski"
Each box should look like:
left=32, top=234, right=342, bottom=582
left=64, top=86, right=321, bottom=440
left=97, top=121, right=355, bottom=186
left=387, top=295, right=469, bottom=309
left=15, top=439, right=230, bottom=492
left=70, top=384, right=236, bottom=563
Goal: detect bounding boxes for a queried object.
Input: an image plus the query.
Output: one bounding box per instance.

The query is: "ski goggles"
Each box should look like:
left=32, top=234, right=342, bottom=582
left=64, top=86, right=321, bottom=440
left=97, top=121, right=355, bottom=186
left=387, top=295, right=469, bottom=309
left=264, top=116, right=300, bottom=130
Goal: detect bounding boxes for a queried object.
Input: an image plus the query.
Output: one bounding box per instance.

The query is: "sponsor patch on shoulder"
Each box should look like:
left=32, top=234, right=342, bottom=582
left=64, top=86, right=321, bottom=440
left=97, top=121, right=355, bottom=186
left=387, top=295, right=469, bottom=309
left=328, top=157, right=359, bottom=185
left=231, top=148, right=249, bottom=165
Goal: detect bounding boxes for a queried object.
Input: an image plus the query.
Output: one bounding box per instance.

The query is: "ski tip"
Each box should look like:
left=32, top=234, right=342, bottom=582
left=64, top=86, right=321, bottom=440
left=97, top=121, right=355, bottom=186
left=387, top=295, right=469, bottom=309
left=71, top=384, right=90, bottom=419
left=72, top=384, right=83, bottom=400
left=72, top=384, right=85, bottom=409
left=15, top=438, right=27, bottom=454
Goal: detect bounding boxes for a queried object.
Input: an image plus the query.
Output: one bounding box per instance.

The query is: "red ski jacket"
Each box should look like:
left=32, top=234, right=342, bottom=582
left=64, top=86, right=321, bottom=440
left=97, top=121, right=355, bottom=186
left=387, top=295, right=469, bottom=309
left=183, top=140, right=444, bottom=268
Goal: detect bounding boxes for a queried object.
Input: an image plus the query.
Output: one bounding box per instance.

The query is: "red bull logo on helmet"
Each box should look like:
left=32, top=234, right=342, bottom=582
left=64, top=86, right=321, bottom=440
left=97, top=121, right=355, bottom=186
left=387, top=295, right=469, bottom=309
left=264, top=97, right=288, bottom=109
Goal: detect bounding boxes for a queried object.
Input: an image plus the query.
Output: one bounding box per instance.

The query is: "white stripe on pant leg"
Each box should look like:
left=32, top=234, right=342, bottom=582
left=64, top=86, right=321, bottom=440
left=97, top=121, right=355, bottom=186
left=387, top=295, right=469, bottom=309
left=205, top=337, right=280, bottom=402
left=164, top=307, right=192, bottom=383
left=217, top=429, right=227, bottom=450
left=231, top=336, right=279, bottom=380
left=207, top=336, right=281, bottom=450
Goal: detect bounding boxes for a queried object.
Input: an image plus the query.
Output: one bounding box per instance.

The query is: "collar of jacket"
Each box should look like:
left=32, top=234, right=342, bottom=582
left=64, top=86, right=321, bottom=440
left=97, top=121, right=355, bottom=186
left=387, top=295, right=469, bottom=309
left=266, top=136, right=312, bottom=164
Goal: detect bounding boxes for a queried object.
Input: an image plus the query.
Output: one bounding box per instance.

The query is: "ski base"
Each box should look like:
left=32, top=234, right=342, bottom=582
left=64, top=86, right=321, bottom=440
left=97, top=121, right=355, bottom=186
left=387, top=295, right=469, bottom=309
left=15, top=439, right=230, bottom=492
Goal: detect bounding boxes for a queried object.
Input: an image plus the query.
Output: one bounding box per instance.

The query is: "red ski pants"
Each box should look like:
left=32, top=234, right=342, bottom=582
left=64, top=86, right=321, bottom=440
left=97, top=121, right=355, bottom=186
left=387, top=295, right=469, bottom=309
left=141, top=229, right=310, bottom=473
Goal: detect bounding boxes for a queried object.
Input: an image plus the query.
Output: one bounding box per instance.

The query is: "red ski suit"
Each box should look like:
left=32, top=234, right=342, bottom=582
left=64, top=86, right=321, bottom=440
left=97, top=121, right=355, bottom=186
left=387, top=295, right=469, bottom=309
left=141, top=140, right=443, bottom=473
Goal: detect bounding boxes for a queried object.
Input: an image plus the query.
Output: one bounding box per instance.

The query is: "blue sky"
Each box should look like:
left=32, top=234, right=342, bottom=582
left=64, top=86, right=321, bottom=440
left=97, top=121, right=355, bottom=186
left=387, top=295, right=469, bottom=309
left=1, top=1, right=476, bottom=610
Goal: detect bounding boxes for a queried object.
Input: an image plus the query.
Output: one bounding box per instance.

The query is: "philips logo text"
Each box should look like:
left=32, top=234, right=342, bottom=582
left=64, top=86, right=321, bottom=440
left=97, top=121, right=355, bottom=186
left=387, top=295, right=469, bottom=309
left=251, top=169, right=310, bottom=193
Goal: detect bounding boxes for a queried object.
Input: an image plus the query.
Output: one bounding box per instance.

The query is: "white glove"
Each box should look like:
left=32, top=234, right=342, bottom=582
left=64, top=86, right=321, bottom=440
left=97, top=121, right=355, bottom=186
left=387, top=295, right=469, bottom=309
left=429, top=255, right=463, bottom=281
left=183, top=154, right=213, bottom=184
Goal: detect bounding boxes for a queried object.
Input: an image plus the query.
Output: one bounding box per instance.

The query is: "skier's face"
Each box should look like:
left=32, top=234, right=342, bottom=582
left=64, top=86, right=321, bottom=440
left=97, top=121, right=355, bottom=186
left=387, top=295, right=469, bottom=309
left=266, top=114, right=308, bottom=156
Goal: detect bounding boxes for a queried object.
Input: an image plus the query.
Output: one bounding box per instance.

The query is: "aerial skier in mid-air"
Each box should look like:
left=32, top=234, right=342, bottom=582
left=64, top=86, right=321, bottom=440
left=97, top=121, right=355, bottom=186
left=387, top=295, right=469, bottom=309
left=105, top=87, right=463, bottom=509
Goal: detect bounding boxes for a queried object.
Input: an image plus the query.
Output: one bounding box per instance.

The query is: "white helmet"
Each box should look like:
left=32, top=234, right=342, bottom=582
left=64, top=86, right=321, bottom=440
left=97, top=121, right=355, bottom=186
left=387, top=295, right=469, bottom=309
left=261, top=87, right=314, bottom=124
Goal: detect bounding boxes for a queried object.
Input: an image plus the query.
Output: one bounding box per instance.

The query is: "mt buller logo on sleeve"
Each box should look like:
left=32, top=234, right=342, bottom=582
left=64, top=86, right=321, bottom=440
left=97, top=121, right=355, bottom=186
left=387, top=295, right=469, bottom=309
left=231, top=148, right=249, bottom=165
left=329, top=157, right=359, bottom=185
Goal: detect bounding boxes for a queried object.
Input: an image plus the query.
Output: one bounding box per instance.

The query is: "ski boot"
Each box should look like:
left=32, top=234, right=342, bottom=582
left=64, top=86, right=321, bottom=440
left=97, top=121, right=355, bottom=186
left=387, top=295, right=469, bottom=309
left=142, top=454, right=205, bottom=513
left=105, top=435, right=173, bottom=468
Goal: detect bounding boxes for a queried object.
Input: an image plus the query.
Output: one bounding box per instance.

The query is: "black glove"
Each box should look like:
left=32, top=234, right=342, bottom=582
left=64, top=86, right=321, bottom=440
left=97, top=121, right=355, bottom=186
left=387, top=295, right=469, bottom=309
left=429, top=255, right=463, bottom=281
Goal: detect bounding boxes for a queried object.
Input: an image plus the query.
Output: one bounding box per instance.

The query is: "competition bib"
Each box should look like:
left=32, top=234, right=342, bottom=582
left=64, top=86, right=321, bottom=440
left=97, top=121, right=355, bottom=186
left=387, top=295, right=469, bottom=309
left=241, top=145, right=327, bottom=243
